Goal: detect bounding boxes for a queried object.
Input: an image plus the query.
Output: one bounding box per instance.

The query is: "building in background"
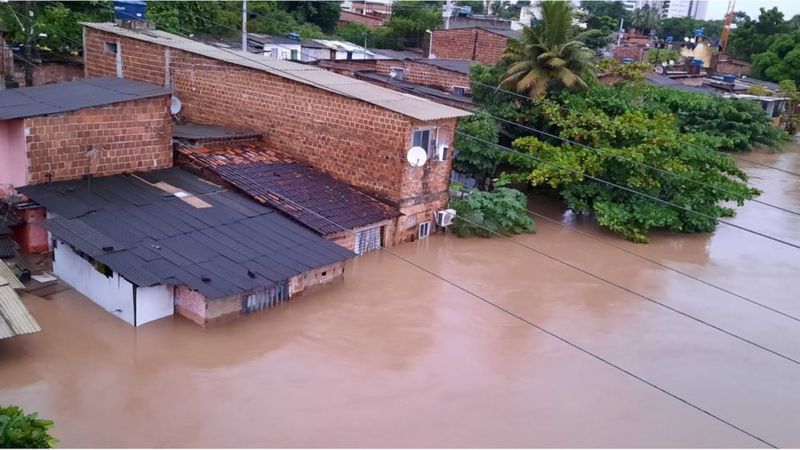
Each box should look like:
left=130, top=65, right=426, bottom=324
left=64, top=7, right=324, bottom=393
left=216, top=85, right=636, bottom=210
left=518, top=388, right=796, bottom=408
left=663, top=0, right=707, bottom=19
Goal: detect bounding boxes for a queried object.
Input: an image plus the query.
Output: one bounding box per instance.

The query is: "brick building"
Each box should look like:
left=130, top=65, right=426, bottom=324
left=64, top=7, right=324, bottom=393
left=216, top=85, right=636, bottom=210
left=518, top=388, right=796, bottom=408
left=338, top=10, right=386, bottom=29
left=315, top=58, right=472, bottom=93
left=0, top=77, right=172, bottom=252
left=12, top=59, right=84, bottom=87
left=428, top=27, right=520, bottom=64
left=81, top=22, right=471, bottom=245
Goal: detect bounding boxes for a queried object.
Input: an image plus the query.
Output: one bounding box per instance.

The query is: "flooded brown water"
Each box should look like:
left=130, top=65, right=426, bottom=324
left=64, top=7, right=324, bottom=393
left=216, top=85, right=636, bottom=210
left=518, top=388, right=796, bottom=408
left=2, top=146, right=800, bottom=447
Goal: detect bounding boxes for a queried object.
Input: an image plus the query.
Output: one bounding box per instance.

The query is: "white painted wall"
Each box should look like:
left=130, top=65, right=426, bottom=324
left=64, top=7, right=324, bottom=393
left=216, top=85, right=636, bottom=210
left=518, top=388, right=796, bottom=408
left=54, top=240, right=136, bottom=325
left=53, top=240, right=175, bottom=326
left=135, top=284, right=174, bottom=326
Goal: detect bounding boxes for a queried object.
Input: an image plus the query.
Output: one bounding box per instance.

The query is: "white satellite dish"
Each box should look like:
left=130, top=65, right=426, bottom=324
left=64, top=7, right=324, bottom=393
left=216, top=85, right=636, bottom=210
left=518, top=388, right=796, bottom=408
left=655, top=65, right=664, bottom=74
left=406, top=146, right=428, bottom=167
left=170, top=95, right=182, bottom=115
left=668, top=59, right=675, bottom=66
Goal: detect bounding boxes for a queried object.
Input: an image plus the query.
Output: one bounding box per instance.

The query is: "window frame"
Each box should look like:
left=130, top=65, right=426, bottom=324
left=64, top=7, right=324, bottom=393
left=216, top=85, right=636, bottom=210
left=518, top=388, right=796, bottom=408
left=418, top=221, right=431, bottom=239
left=104, top=42, right=118, bottom=54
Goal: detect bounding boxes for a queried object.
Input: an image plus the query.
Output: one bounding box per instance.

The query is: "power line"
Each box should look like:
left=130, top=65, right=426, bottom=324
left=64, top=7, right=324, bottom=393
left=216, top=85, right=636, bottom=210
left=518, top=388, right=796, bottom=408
left=38, top=8, right=800, bottom=319
left=11, top=18, right=787, bottom=446
left=470, top=77, right=800, bottom=180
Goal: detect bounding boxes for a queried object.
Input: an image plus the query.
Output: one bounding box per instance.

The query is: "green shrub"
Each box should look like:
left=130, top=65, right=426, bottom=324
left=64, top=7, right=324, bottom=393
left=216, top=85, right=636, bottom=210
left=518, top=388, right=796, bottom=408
left=450, top=184, right=536, bottom=238
left=0, top=405, right=57, bottom=448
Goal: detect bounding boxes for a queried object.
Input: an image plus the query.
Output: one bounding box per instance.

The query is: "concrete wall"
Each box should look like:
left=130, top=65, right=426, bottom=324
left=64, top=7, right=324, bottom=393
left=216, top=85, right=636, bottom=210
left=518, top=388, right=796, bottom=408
left=23, top=96, right=172, bottom=185
left=84, top=27, right=458, bottom=244
left=136, top=284, right=174, bottom=326
left=430, top=28, right=510, bottom=64
left=288, top=261, right=345, bottom=297
left=174, top=285, right=206, bottom=326
left=53, top=239, right=174, bottom=326
left=0, top=119, right=27, bottom=191
left=54, top=239, right=136, bottom=325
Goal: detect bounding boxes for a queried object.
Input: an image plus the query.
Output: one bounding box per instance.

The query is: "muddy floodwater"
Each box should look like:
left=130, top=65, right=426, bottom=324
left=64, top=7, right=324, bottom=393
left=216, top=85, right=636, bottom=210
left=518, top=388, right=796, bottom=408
left=2, top=146, right=800, bottom=448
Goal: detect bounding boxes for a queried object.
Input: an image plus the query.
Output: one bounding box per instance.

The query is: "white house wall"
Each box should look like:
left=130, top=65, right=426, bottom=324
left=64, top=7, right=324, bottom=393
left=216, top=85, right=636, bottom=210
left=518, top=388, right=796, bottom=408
left=135, top=284, right=174, bottom=326
left=53, top=240, right=136, bottom=325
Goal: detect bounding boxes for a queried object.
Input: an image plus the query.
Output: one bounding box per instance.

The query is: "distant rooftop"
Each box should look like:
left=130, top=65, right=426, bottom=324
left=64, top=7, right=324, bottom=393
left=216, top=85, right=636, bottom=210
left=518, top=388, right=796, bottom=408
left=0, top=77, right=171, bottom=121
left=414, top=58, right=475, bottom=75
left=369, top=48, right=423, bottom=60
left=173, top=123, right=263, bottom=144
left=356, top=71, right=474, bottom=107
left=83, top=23, right=471, bottom=122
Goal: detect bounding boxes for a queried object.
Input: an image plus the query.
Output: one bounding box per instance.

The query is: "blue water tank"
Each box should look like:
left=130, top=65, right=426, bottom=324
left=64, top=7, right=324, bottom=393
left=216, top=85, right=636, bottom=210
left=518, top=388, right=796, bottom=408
left=113, top=1, right=146, bottom=20
left=722, top=74, right=736, bottom=83
left=691, top=59, right=704, bottom=67
left=286, top=32, right=301, bottom=41
left=621, top=58, right=635, bottom=64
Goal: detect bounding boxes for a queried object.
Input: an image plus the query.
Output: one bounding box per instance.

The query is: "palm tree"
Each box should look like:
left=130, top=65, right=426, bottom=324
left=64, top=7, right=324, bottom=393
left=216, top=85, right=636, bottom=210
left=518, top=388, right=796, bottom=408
left=630, top=4, right=661, bottom=34
left=500, top=1, right=595, bottom=98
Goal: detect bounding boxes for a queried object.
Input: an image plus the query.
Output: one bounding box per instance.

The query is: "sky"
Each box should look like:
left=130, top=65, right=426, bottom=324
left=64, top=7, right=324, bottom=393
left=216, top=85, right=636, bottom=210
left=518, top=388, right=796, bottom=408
left=705, top=0, right=800, bottom=21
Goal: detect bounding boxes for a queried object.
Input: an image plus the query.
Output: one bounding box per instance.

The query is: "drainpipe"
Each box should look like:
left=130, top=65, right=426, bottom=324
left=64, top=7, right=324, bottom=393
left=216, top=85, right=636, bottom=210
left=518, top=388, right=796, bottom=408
left=24, top=0, right=33, bottom=87
left=241, top=0, right=247, bottom=52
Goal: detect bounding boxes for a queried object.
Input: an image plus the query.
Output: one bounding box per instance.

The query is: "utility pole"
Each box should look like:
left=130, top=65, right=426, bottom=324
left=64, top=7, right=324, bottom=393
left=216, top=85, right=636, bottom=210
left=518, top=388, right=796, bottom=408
left=24, top=1, right=33, bottom=87
left=241, top=0, right=247, bottom=52
left=617, top=18, right=624, bottom=47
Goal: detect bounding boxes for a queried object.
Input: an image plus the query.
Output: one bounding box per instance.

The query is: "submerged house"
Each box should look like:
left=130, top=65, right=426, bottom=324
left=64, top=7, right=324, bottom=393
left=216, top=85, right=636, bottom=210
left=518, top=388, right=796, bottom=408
left=19, top=168, right=353, bottom=327
left=173, top=124, right=401, bottom=255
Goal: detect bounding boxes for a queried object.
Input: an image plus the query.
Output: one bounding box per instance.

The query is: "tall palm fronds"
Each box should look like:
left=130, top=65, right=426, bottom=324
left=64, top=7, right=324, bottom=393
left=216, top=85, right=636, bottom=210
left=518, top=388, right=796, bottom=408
left=500, top=1, right=596, bottom=98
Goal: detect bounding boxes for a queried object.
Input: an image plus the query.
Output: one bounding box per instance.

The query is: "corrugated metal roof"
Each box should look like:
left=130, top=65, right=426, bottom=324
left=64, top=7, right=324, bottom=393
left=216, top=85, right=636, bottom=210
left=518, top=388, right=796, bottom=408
left=0, top=269, right=41, bottom=340
left=19, top=168, right=354, bottom=300
left=0, top=263, right=24, bottom=289
left=82, top=23, right=472, bottom=122
left=0, top=77, right=172, bottom=120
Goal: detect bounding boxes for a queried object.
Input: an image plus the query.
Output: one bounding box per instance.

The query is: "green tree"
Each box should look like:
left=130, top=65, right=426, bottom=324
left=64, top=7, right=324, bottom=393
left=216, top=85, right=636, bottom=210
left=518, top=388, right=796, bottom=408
left=0, top=1, right=111, bottom=54
left=750, top=30, right=800, bottom=86
left=450, top=183, right=536, bottom=238
left=728, top=7, right=793, bottom=61
left=630, top=4, right=660, bottom=34
left=580, top=1, right=630, bottom=23
left=283, top=1, right=341, bottom=34
left=501, top=1, right=595, bottom=97
left=657, top=17, right=723, bottom=40
left=0, top=405, right=57, bottom=448
left=453, top=112, right=501, bottom=188
left=385, top=1, right=441, bottom=49
left=507, top=99, right=759, bottom=242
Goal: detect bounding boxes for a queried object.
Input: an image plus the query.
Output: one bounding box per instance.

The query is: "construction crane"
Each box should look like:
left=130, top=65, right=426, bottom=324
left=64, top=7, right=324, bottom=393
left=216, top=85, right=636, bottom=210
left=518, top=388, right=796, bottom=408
left=721, top=0, right=736, bottom=53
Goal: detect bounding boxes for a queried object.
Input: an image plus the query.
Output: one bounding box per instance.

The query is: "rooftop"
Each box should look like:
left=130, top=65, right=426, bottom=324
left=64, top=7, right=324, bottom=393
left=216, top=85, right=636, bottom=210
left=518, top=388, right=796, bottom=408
left=368, top=48, right=423, bottom=60
left=0, top=77, right=171, bottom=121
left=82, top=23, right=471, bottom=122
left=356, top=71, right=474, bottom=107
left=19, top=168, right=353, bottom=300
left=177, top=143, right=400, bottom=235
left=0, top=262, right=41, bottom=340
left=413, top=58, right=475, bottom=75
left=173, top=123, right=263, bottom=144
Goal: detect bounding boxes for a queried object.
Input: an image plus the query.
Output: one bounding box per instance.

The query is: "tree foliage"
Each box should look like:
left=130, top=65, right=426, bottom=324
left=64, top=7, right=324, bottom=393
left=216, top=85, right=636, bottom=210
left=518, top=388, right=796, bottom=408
left=656, top=17, right=723, bottom=40
left=727, top=7, right=793, bottom=62
left=453, top=112, right=501, bottom=188
left=0, top=1, right=110, bottom=54
left=0, top=405, right=57, bottom=448
left=597, top=58, right=650, bottom=83
left=501, top=1, right=595, bottom=97
left=750, top=29, right=800, bottom=86
left=507, top=99, right=759, bottom=242
left=450, top=183, right=536, bottom=238
left=580, top=1, right=630, bottom=24
left=629, top=4, right=661, bottom=34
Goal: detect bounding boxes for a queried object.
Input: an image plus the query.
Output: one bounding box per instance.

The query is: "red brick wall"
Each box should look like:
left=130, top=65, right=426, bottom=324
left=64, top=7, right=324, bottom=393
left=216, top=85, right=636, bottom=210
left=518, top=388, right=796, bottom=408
left=24, top=95, right=172, bottom=184
left=430, top=28, right=510, bottom=64
left=339, top=10, right=385, bottom=28
left=13, top=62, right=84, bottom=87
left=318, top=59, right=470, bottom=92
left=83, top=28, right=457, bottom=236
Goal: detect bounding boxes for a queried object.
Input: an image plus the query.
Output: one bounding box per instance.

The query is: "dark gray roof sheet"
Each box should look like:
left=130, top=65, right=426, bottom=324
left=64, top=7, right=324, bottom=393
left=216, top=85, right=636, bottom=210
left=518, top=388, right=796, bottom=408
left=413, top=58, right=474, bottom=75
left=480, top=27, right=522, bottom=39
left=646, top=73, right=718, bottom=95
left=173, top=123, right=263, bottom=142
left=369, top=48, right=424, bottom=60
left=19, top=168, right=353, bottom=299
left=356, top=71, right=474, bottom=106
left=0, top=77, right=172, bottom=120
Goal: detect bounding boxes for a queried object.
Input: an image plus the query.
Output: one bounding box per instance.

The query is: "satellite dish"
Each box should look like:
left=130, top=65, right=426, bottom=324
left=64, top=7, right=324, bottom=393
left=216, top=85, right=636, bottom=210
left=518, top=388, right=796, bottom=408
left=406, top=146, right=428, bottom=167
left=661, top=61, right=668, bottom=67
left=668, top=59, right=675, bottom=66
left=655, top=66, right=664, bottom=74
left=170, top=95, right=182, bottom=115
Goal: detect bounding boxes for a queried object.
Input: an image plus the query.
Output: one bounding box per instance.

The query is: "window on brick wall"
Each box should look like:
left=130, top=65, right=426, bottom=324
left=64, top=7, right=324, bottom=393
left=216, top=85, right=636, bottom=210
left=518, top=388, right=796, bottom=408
left=390, top=67, right=405, bottom=81
left=104, top=42, right=118, bottom=54
left=354, top=226, right=382, bottom=255
left=419, top=221, right=431, bottom=239
left=412, top=128, right=432, bottom=155
left=452, top=85, right=470, bottom=96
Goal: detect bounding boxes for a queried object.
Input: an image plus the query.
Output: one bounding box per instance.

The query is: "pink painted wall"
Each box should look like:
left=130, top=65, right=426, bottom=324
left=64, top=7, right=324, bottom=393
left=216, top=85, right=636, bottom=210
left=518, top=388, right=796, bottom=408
left=0, top=119, right=27, bottom=190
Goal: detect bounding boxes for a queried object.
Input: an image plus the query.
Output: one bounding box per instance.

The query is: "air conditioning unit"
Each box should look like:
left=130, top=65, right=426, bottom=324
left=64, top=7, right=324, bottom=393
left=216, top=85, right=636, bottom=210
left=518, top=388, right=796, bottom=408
left=434, top=144, right=449, bottom=161
left=436, top=209, right=456, bottom=227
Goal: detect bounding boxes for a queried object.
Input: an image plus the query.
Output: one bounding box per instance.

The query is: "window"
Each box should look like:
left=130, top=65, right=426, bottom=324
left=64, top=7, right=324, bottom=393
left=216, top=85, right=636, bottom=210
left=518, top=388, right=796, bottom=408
left=412, top=128, right=432, bottom=155
left=290, top=49, right=298, bottom=60
left=452, top=85, right=469, bottom=96
left=354, top=226, right=382, bottom=255
left=270, top=48, right=280, bottom=59
left=243, top=282, right=288, bottom=313
left=104, top=42, right=118, bottom=54
left=419, top=221, right=431, bottom=239
left=390, top=67, right=405, bottom=81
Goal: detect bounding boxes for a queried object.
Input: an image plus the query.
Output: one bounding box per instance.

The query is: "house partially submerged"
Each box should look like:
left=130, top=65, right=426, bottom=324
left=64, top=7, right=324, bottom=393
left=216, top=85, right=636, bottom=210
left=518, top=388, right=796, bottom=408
left=19, top=168, right=353, bottom=327
left=82, top=22, right=471, bottom=245
left=0, top=77, right=173, bottom=253
left=173, top=125, right=401, bottom=254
